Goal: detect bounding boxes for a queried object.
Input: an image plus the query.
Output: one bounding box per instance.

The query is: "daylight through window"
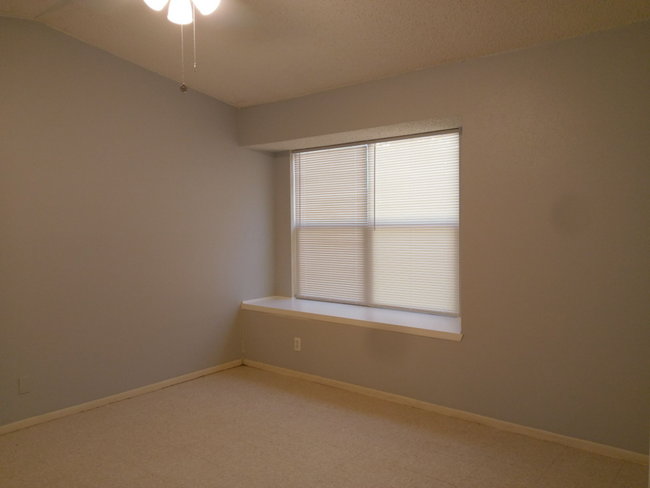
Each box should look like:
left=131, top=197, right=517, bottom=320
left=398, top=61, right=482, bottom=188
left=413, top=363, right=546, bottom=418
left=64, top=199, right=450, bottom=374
left=293, top=131, right=459, bottom=316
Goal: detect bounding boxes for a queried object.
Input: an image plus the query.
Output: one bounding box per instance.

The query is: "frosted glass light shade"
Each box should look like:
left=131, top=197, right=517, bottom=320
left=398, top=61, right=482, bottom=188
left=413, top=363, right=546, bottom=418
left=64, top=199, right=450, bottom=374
left=167, top=0, right=193, bottom=24
left=192, top=0, right=221, bottom=16
left=144, top=0, right=169, bottom=11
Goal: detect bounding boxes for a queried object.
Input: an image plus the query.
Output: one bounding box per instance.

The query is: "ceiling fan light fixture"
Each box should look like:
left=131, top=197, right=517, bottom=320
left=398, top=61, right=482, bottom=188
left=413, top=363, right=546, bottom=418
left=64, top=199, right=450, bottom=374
left=192, top=0, right=221, bottom=16
left=142, top=0, right=221, bottom=93
left=143, top=0, right=170, bottom=11
left=167, top=0, right=193, bottom=25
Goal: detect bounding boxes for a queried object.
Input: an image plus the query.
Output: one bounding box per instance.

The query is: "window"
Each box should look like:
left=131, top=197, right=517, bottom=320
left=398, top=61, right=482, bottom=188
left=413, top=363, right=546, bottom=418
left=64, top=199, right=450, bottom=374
left=292, top=130, right=460, bottom=317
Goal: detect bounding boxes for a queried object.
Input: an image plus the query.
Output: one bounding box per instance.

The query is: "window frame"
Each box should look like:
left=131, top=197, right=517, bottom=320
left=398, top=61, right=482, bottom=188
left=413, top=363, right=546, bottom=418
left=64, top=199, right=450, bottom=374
left=290, top=128, right=462, bottom=318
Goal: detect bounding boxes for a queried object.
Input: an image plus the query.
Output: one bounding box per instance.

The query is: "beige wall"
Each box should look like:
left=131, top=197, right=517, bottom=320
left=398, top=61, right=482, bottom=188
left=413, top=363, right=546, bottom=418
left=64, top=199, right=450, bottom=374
left=272, top=152, right=292, bottom=297
left=241, top=21, right=650, bottom=454
left=0, top=19, right=274, bottom=427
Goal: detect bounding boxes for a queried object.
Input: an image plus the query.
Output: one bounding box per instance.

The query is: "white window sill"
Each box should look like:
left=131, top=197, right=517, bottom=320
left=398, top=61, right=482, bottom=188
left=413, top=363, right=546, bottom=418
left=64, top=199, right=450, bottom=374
left=240, top=297, right=462, bottom=342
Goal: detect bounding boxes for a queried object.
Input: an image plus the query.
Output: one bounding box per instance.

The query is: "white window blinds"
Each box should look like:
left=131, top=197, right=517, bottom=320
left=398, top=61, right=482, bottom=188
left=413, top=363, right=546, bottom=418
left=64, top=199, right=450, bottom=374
left=293, top=131, right=459, bottom=316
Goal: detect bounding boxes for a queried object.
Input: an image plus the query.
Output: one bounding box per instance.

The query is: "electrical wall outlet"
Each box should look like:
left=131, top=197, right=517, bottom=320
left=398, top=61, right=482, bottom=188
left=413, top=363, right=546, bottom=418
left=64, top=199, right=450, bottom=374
left=294, top=337, right=301, bottom=351
left=19, top=376, right=31, bottom=394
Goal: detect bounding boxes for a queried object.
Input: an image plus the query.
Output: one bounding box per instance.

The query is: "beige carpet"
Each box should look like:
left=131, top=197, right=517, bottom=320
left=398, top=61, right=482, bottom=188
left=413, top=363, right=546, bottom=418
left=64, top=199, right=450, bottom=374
left=0, top=366, right=646, bottom=487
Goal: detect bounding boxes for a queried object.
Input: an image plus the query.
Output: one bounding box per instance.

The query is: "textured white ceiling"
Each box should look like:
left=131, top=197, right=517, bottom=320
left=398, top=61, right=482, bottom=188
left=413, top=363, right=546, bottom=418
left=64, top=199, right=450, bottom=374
left=3, top=0, right=650, bottom=107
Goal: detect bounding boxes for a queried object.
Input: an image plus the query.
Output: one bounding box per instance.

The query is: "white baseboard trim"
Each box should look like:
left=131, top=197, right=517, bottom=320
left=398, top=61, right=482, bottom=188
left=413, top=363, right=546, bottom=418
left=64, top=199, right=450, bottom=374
left=243, top=359, right=649, bottom=466
left=0, top=359, right=243, bottom=436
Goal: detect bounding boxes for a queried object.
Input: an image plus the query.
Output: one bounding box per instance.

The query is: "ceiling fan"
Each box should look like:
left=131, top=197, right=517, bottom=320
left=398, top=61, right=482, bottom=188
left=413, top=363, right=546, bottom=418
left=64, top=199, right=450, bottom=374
left=142, top=0, right=222, bottom=92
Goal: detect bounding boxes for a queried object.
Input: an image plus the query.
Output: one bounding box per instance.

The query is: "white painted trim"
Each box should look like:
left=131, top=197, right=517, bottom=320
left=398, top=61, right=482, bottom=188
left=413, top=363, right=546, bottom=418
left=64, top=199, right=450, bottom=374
left=243, top=360, right=649, bottom=466
left=0, top=359, right=243, bottom=436
left=241, top=297, right=463, bottom=342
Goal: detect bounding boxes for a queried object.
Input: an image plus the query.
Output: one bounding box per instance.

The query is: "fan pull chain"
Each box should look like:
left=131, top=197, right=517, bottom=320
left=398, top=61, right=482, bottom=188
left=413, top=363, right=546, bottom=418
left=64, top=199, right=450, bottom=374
left=180, top=24, right=187, bottom=93
left=193, top=3, right=197, bottom=72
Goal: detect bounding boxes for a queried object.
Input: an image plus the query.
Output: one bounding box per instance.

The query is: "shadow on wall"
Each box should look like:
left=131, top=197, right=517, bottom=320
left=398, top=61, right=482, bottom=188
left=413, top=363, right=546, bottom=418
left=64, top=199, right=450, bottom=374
left=363, top=328, right=409, bottom=365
